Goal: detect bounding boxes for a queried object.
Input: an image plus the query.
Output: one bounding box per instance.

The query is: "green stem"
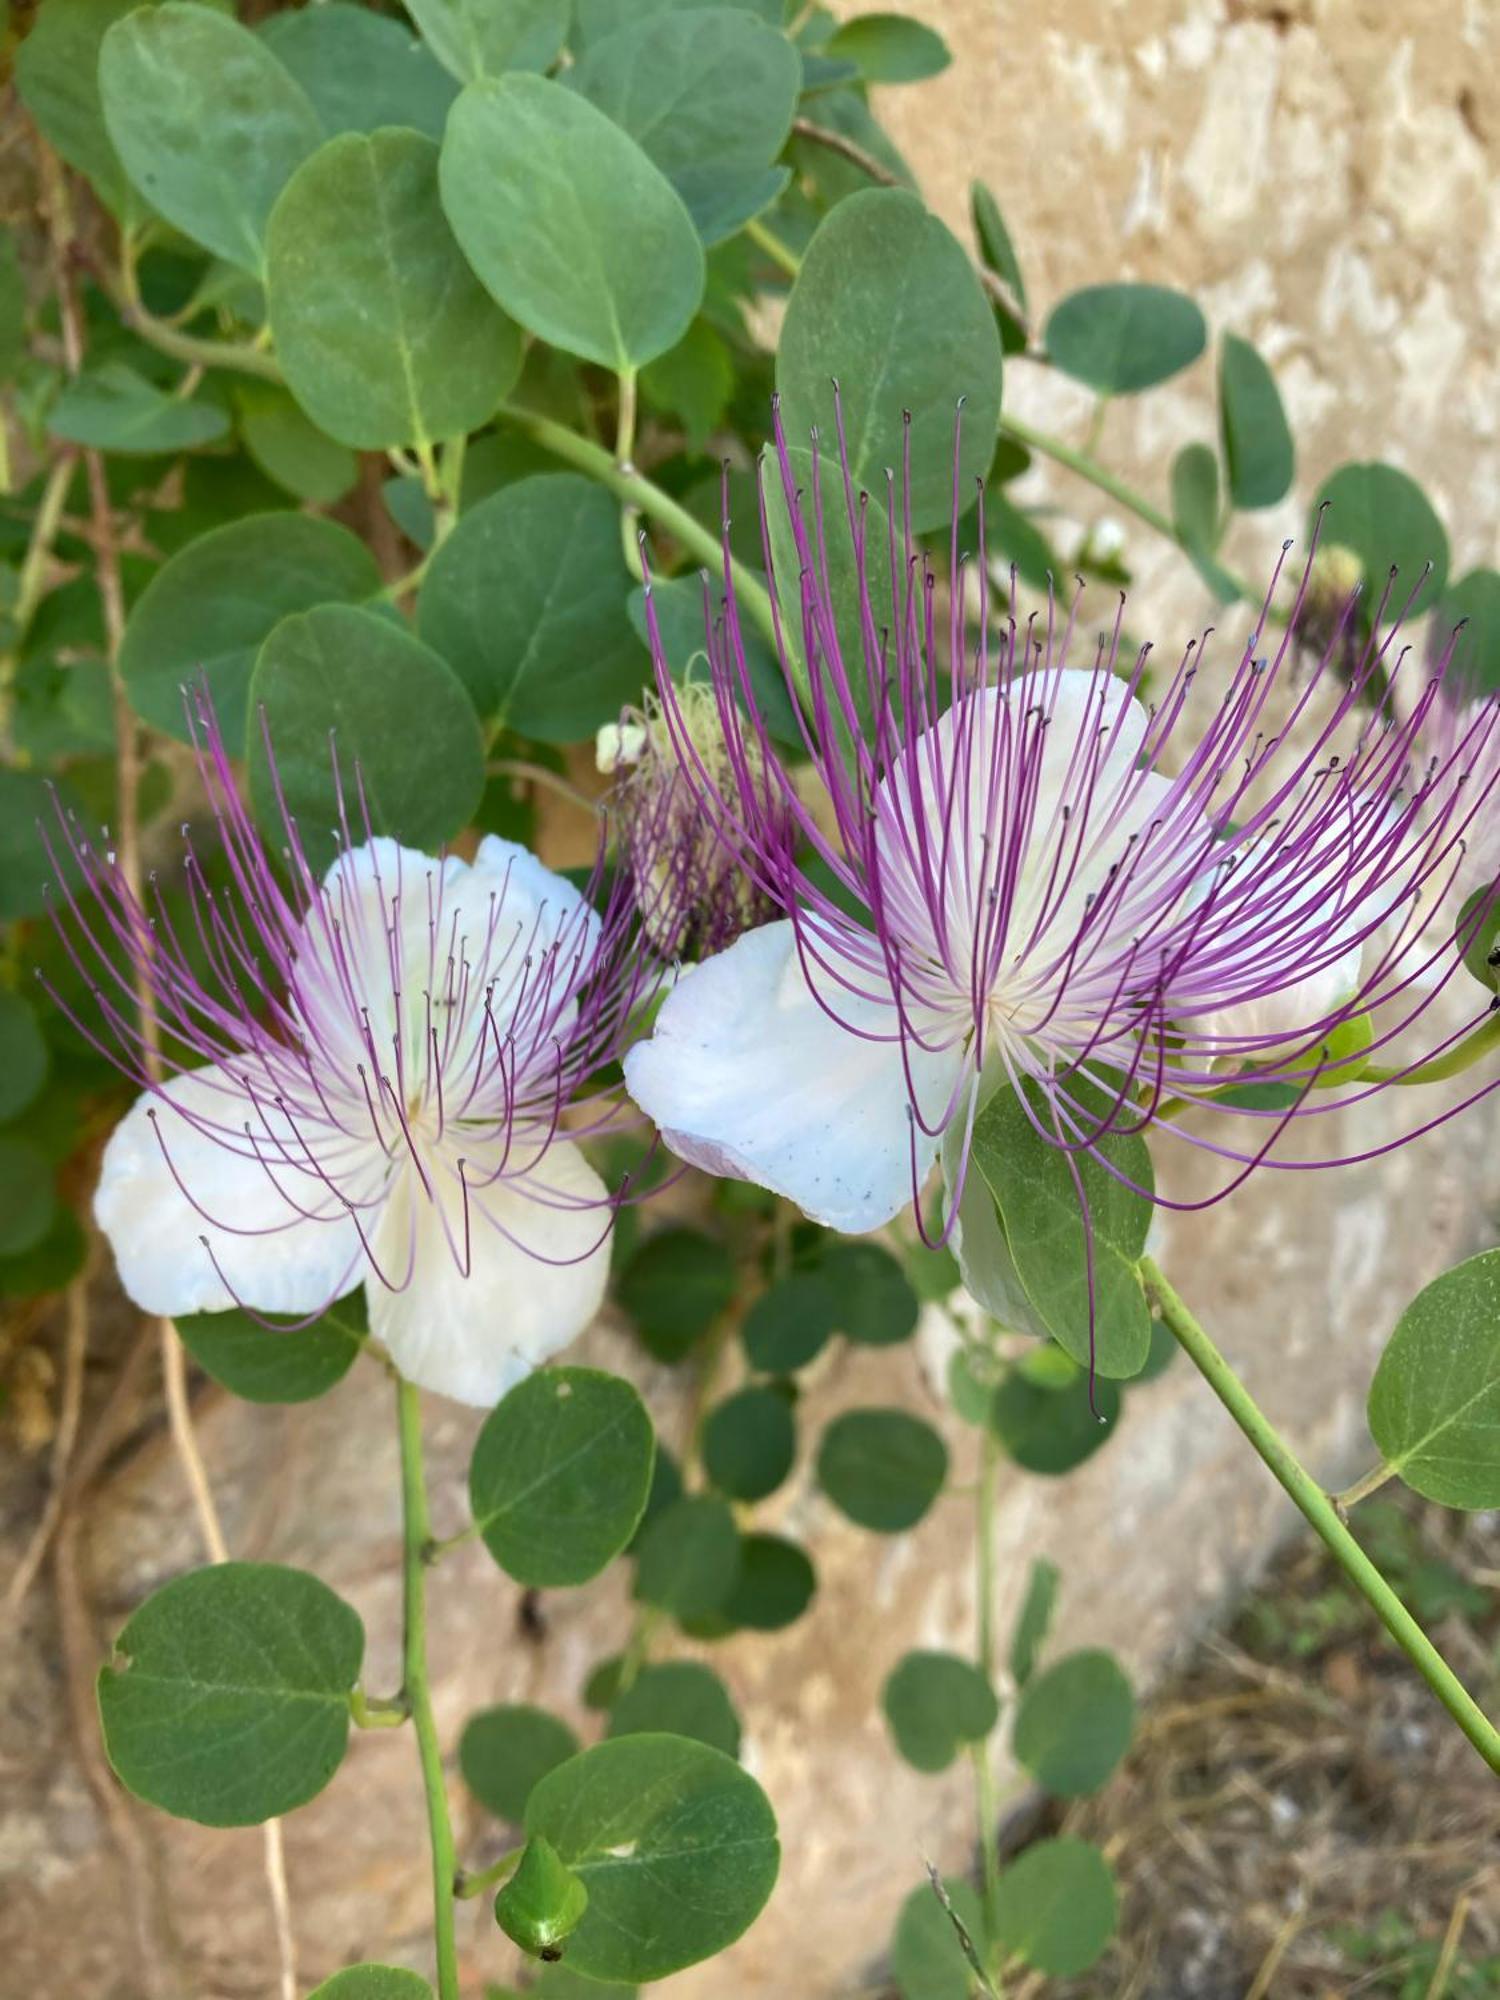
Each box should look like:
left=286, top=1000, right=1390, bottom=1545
left=1141, top=1256, right=1500, bottom=1776
left=744, top=216, right=802, bottom=280
left=350, top=1688, right=411, bottom=1729
left=972, top=1423, right=1003, bottom=1981
left=1362, top=1012, right=1500, bottom=1086
left=499, top=403, right=781, bottom=651
left=455, top=1847, right=523, bottom=1901
left=1334, top=1460, right=1398, bottom=1513
left=397, top=1378, right=462, bottom=2000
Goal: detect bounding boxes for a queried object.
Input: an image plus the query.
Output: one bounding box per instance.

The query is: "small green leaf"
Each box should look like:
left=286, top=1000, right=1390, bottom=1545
left=1008, top=1556, right=1060, bottom=1689
left=470, top=1367, right=656, bottom=1587
left=882, top=1651, right=998, bottom=1773
left=247, top=603, right=485, bottom=873
left=826, top=13, right=950, bottom=83
left=1311, top=462, right=1449, bottom=617
left=1045, top=283, right=1206, bottom=395
left=308, top=1970, right=434, bottom=2000
left=268, top=129, right=520, bottom=451
left=608, top=1661, right=741, bottom=1758
left=1368, top=1248, right=1500, bottom=1508
left=816, top=1408, right=947, bottom=1532
left=993, top=1837, right=1117, bottom=1977
left=440, top=74, right=705, bottom=369
left=48, top=364, right=229, bottom=456
left=496, top=1835, right=590, bottom=1960
left=176, top=1299, right=364, bottom=1404
left=1441, top=569, right=1500, bottom=694
left=970, top=179, right=1027, bottom=353
left=235, top=383, right=357, bottom=505
left=721, top=1533, right=815, bottom=1631
left=777, top=188, right=1001, bottom=534
left=1170, top=442, right=1239, bottom=605
left=821, top=1241, right=919, bottom=1346
left=701, top=1385, right=796, bottom=1502
left=260, top=5, right=458, bottom=141
left=0, top=1136, right=54, bottom=1256
left=632, top=1494, right=741, bottom=1619
left=417, top=475, right=647, bottom=738
left=97, top=1561, right=363, bottom=1826
left=742, top=1270, right=838, bottom=1373
left=0, top=1203, right=88, bottom=1300
left=891, top=1876, right=989, bottom=2000
left=404, top=0, right=569, bottom=84
left=0, top=990, right=50, bottom=1123
left=989, top=1356, right=1121, bottom=1475
left=16, top=0, right=144, bottom=214
left=616, top=1226, right=735, bottom=1362
left=1013, top=1649, right=1134, bottom=1798
left=100, top=3, right=322, bottom=272
left=461, top=1705, right=580, bottom=1823
left=1218, top=333, right=1294, bottom=510
left=524, top=1734, right=779, bottom=1983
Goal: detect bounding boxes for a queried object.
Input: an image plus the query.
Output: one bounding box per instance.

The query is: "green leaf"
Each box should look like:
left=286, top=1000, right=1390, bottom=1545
left=777, top=189, right=1001, bottom=533
left=568, top=9, right=801, bottom=246
left=0, top=1203, right=89, bottom=1301
left=417, top=474, right=646, bottom=737
left=260, top=5, right=459, bottom=142
left=891, top=1876, right=989, bottom=2000
left=268, top=129, right=520, bottom=451
left=968, top=1079, right=1155, bottom=1377
left=1013, top=1649, right=1134, bottom=1798
left=235, top=382, right=357, bottom=505
left=627, top=577, right=802, bottom=748
left=1218, top=333, right=1294, bottom=510
left=0, top=990, right=50, bottom=1123
left=495, top=1834, right=590, bottom=1959
left=403, top=0, right=569, bottom=83
left=702, top=1385, right=796, bottom=1502
left=632, top=1494, right=741, bottom=1619
left=175, top=1299, right=365, bottom=1405
left=989, top=1354, right=1121, bottom=1475
left=640, top=321, right=734, bottom=450
left=721, top=1533, right=815, bottom=1631
left=121, top=513, right=380, bottom=750
left=820, top=1241, right=919, bottom=1346
left=308, top=1970, right=434, bottom=2000
left=1441, top=569, right=1500, bottom=695
left=1311, top=462, right=1449, bottom=617
left=816, top=1408, right=947, bottom=1532
left=573, top=0, right=783, bottom=45
left=993, top=1837, right=1117, bottom=1977
left=0, top=1136, right=55, bottom=1256
left=825, top=13, right=951, bottom=83
left=96, top=1561, right=363, bottom=1826
left=100, top=3, right=322, bottom=272
left=1045, top=283, right=1206, bottom=395
left=441, top=74, right=705, bottom=369
left=0, top=769, right=82, bottom=922
left=247, top=603, right=485, bottom=874
left=1367, top=1248, right=1500, bottom=1508
left=0, top=231, right=25, bottom=384
left=15, top=0, right=145, bottom=213
left=1008, top=1556, right=1060, bottom=1689
left=524, top=1734, right=779, bottom=1982
left=742, top=1270, right=839, bottom=1373
left=882, top=1651, right=998, bottom=1773
left=48, top=364, right=229, bottom=456
left=470, top=1367, right=656, bottom=1587
left=1170, top=442, right=1239, bottom=604
left=461, top=1704, right=581, bottom=1822
left=616, top=1226, right=735, bottom=1363
left=608, top=1661, right=741, bottom=1757
left=970, top=179, right=1027, bottom=353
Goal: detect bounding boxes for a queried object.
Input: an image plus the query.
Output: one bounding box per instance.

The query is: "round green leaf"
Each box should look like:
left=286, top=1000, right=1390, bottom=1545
left=1441, top=569, right=1500, bottom=695
left=993, top=1837, right=1117, bottom=1977
left=403, top=0, right=569, bottom=84
left=524, top=1734, right=779, bottom=1983
left=633, top=1494, right=740, bottom=1620
left=1311, top=462, right=1449, bottom=617
left=461, top=1705, right=581, bottom=1822
left=268, top=129, right=520, bottom=451
left=100, top=4, right=322, bottom=272
left=607, top=1661, right=741, bottom=1758
left=15, top=0, right=142, bottom=214
left=96, top=1561, right=363, bottom=1826
left=259, top=5, right=458, bottom=141
left=882, top=1651, right=998, bottom=1773
left=235, top=383, right=357, bottom=505
left=470, top=1367, right=656, bottom=1587
left=0, top=1203, right=89, bottom=1300
left=0, top=990, right=50, bottom=1123
left=1045, top=283, right=1206, bottom=395
left=721, top=1533, right=815, bottom=1632
left=616, top=1227, right=735, bottom=1363
left=1013, top=1649, right=1134, bottom=1798
left=247, top=603, right=485, bottom=874
left=1368, top=1248, right=1500, bottom=1508
left=821, top=1242, right=919, bottom=1346
left=702, top=1386, right=795, bottom=1502
left=989, top=1358, right=1121, bottom=1475
left=440, top=74, right=705, bottom=369
left=417, top=475, right=647, bottom=737
left=48, top=365, right=229, bottom=456
left=777, top=189, right=1001, bottom=533
left=1218, top=332, right=1294, bottom=510
left=175, top=1299, right=365, bottom=1405
left=0, top=1137, right=54, bottom=1256
left=496, top=1834, right=590, bottom=1959
left=825, top=14, right=951, bottom=84
left=568, top=10, right=801, bottom=246
left=742, top=1270, right=838, bottom=1373
left=816, top=1408, right=947, bottom=1532
left=120, top=513, right=381, bottom=750
left=309, top=1970, right=434, bottom=2000
left=891, top=1876, right=989, bottom=2000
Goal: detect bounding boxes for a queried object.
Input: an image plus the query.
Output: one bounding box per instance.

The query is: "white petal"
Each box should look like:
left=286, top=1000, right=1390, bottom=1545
left=94, top=1066, right=369, bottom=1318
left=624, top=920, right=965, bottom=1233
left=365, top=1137, right=610, bottom=1407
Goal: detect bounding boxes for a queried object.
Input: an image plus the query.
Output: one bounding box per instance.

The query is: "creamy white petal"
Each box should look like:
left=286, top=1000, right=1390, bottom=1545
left=365, top=1137, right=610, bottom=1407
left=624, top=920, right=966, bottom=1234
left=94, top=1066, right=370, bottom=1318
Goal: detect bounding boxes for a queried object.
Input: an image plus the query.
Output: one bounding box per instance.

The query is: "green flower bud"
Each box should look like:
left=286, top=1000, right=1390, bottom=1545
left=493, top=1834, right=589, bottom=1963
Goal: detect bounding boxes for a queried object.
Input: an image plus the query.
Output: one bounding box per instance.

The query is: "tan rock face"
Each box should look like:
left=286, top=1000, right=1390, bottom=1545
left=7, top=8, right=1500, bottom=1999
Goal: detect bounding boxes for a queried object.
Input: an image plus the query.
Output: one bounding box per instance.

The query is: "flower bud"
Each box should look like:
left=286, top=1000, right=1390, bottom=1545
left=494, top=1834, right=589, bottom=1963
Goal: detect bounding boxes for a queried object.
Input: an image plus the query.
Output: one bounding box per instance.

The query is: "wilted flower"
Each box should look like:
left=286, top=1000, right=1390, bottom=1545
left=624, top=409, right=1500, bottom=1247
left=47, top=703, right=651, bottom=1406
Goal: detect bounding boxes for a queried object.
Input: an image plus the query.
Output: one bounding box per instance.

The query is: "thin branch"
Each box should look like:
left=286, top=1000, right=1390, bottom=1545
left=3, top=1267, right=91, bottom=1611
left=791, top=115, right=901, bottom=188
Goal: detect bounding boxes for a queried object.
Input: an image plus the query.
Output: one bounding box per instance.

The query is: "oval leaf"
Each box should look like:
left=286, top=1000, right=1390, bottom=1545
left=989, top=1357, right=1122, bottom=1475
left=994, top=1837, right=1116, bottom=1977
left=1013, top=1649, right=1134, bottom=1798
left=1441, top=569, right=1500, bottom=696
left=826, top=13, right=951, bottom=84
left=48, top=364, right=229, bottom=457
left=615, top=1226, right=735, bottom=1363
left=260, top=5, right=458, bottom=141
left=1368, top=1248, right=1500, bottom=1508
left=891, top=1876, right=989, bottom=2000
left=461, top=1704, right=580, bottom=1823
left=16, top=0, right=142, bottom=214
left=742, top=1269, right=838, bottom=1373
left=404, top=0, right=568, bottom=84
left=175, top=1299, right=365, bottom=1405
left=607, top=1661, right=741, bottom=1758
left=0, top=990, right=50, bottom=1124
left=820, top=1241, right=918, bottom=1346
left=882, top=1651, right=998, bottom=1773
left=816, top=1408, right=947, bottom=1532
left=1311, top=461, right=1449, bottom=617
left=309, top=1972, right=434, bottom=2000
left=701, top=1385, right=796, bottom=1503
left=1218, top=332, right=1294, bottom=510
left=0, top=1136, right=55, bottom=1256
left=722, top=1532, right=815, bottom=1632
left=1045, top=282, right=1206, bottom=395
left=632, top=1493, right=740, bottom=1619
